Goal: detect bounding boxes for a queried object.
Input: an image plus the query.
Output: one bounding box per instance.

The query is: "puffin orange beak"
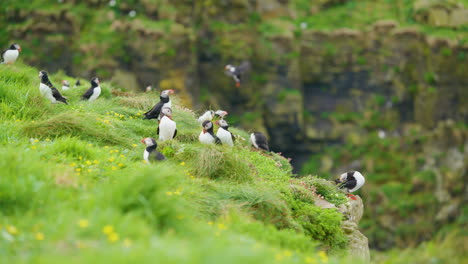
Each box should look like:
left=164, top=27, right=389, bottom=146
left=18, top=47, right=22, bottom=52
left=141, top=138, right=146, bottom=144
left=224, top=111, right=228, bottom=115
left=168, top=89, right=174, bottom=94
left=202, top=129, right=206, bottom=134
left=215, top=120, right=219, bottom=125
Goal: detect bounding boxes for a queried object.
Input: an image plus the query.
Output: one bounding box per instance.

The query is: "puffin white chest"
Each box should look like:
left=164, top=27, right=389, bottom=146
left=158, top=116, right=176, bottom=141
left=3, top=50, right=19, bottom=64
left=217, top=128, right=233, bottom=146
left=143, top=150, right=150, bottom=163
left=62, top=85, right=69, bottom=91
left=199, top=131, right=215, bottom=144
left=89, top=87, right=101, bottom=101
left=250, top=133, right=259, bottom=148
left=39, top=83, right=56, bottom=103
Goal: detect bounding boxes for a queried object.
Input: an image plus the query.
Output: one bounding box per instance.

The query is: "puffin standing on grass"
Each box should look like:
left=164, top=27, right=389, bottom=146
left=81, top=77, right=101, bottom=101
left=214, top=110, right=228, bottom=120
left=38, top=71, right=68, bottom=104
left=224, top=61, right=251, bottom=87
left=141, top=137, right=166, bottom=163
left=143, top=89, right=174, bottom=120
left=250, top=132, right=269, bottom=151
left=197, top=110, right=214, bottom=124
left=199, top=120, right=221, bottom=145
left=1, top=43, right=21, bottom=64
left=215, top=119, right=234, bottom=146
left=74, top=80, right=81, bottom=88
left=335, top=171, right=365, bottom=200
left=158, top=107, right=177, bottom=141
left=61, top=80, right=70, bottom=91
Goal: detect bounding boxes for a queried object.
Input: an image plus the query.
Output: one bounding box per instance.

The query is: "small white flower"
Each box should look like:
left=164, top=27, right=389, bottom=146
left=109, top=0, right=116, bottom=7
left=300, top=22, right=307, bottom=29
left=129, top=10, right=136, bottom=17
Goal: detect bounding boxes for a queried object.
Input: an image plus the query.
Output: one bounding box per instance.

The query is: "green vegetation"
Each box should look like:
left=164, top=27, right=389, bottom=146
left=0, top=63, right=351, bottom=263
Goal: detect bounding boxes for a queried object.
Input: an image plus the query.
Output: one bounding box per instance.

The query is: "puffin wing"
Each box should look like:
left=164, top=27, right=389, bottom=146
left=214, top=135, right=222, bottom=145
left=236, top=61, right=251, bottom=74
left=341, top=178, right=357, bottom=190
left=231, top=132, right=235, bottom=143
left=51, top=87, right=68, bottom=104
left=151, top=151, right=166, bottom=161
left=81, top=87, right=93, bottom=100
left=0, top=49, right=6, bottom=63
left=255, top=133, right=269, bottom=151
left=157, top=125, right=160, bottom=135
left=173, top=129, right=177, bottom=139
left=144, top=101, right=163, bottom=119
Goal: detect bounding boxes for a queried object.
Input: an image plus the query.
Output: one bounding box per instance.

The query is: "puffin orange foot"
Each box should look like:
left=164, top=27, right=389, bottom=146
left=347, top=194, right=357, bottom=200
left=236, top=82, right=240, bottom=87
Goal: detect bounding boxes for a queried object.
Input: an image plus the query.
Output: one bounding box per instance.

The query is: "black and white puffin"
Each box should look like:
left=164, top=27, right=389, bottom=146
left=146, top=85, right=152, bottom=92
left=143, top=89, right=174, bottom=120
left=199, top=120, right=221, bottom=145
left=250, top=132, right=269, bottom=151
left=61, top=80, right=70, bottom=91
left=214, top=110, right=228, bottom=120
left=1, top=43, right=21, bottom=64
left=38, top=71, right=68, bottom=104
left=224, top=61, right=251, bottom=87
left=141, top=137, right=166, bottom=163
left=215, top=119, right=234, bottom=146
left=335, top=171, right=366, bottom=200
left=158, top=107, right=177, bottom=141
left=74, top=79, right=81, bottom=87
left=198, top=110, right=214, bottom=124
left=81, top=77, right=101, bottom=101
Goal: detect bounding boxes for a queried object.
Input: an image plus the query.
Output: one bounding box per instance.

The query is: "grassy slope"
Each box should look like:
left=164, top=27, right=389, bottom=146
left=0, top=63, right=354, bottom=263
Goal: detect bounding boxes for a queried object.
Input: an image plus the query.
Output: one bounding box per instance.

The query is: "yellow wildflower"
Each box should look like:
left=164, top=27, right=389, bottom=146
left=87, top=169, right=92, bottom=173
left=79, top=156, right=82, bottom=160
left=217, top=223, right=227, bottom=230
left=75, top=168, right=81, bottom=172
left=305, top=257, right=317, bottom=264
left=35, top=232, right=45, bottom=241
left=165, top=192, right=173, bottom=196
left=207, top=221, right=213, bottom=225
left=45, top=138, right=50, bottom=142
left=104, top=146, right=109, bottom=149
left=7, top=225, right=18, bottom=235
left=109, top=157, right=115, bottom=162
left=132, top=144, right=137, bottom=148
left=108, top=232, right=119, bottom=242
left=87, top=143, right=93, bottom=147
left=318, top=251, right=328, bottom=263
left=86, top=160, right=92, bottom=165
left=31, top=146, right=37, bottom=150
left=119, top=154, right=125, bottom=158
left=78, top=219, right=89, bottom=228
left=283, top=250, right=292, bottom=257
left=102, top=225, right=114, bottom=234
left=118, top=163, right=124, bottom=167
left=136, top=112, right=141, bottom=116
left=111, top=166, right=118, bottom=171
left=179, top=162, right=185, bottom=166
left=34, top=139, right=39, bottom=143
left=70, top=162, right=77, bottom=167
left=93, top=160, right=99, bottom=164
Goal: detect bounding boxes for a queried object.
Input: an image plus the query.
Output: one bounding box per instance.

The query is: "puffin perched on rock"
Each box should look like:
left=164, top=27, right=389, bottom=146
left=143, top=89, right=174, bottom=120
left=199, top=120, right=221, bottom=145
left=250, top=132, right=269, bottom=151
left=81, top=77, right=101, bottom=101
left=335, top=171, right=365, bottom=200
left=224, top=61, right=251, bottom=87
left=1, top=43, right=21, bottom=64
left=141, top=137, right=166, bottom=163
left=38, top=71, right=68, bottom=104
left=61, top=80, right=70, bottom=91
left=198, top=110, right=214, bottom=124
left=215, top=119, right=234, bottom=146
left=158, top=107, right=177, bottom=141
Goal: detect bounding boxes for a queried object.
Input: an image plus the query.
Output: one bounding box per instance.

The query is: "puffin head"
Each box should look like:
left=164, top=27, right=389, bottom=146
left=91, top=77, right=100, bottom=87
left=11, top=43, right=21, bottom=52
left=224, top=64, right=233, bottom=71
left=141, top=137, right=157, bottom=147
left=160, top=89, right=175, bottom=98
left=215, top=119, right=228, bottom=128
left=161, top=107, right=172, bottom=118
left=215, top=110, right=228, bottom=118
left=38, top=71, right=47, bottom=79
left=202, top=120, right=212, bottom=134
left=62, top=80, right=70, bottom=86
left=146, top=85, right=152, bottom=92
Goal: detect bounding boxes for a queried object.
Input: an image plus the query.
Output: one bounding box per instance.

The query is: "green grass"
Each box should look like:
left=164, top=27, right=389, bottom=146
left=0, top=63, right=354, bottom=263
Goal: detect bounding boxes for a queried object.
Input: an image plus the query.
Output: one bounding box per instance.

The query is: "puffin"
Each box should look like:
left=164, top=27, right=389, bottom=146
left=199, top=120, right=221, bottom=145
left=214, top=110, right=228, bottom=120
left=61, top=80, right=70, bottom=91
left=81, top=77, right=101, bottom=101
left=38, top=71, right=68, bottom=104
left=74, top=80, right=81, bottom=87
left=197, top=110, right=214, bottom=124
left=143, top=89, right=174, bottom=120
left=224, top=61, right=251, bottom=87
left=215, top=119, right=234, bottom=146
left=146, top=85, right=152, bottom=92
left=335, top=171, right=366, bottom=200
left=1, top=43, right=21, bottom=64
left=141, top=137, right=166, bottom=163
left=157, top=107, right=177, bottom=141
left=250, top=132, right=269, bottom=151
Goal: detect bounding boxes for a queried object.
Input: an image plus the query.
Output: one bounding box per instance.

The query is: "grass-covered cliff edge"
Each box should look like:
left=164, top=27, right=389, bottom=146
left=1, top=63, right=362, bottom=263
